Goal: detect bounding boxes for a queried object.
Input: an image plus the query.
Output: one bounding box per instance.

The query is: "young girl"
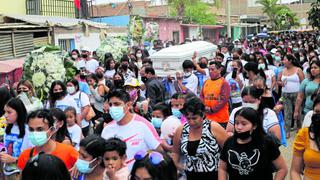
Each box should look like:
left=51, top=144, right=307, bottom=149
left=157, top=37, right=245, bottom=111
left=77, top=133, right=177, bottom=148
left=103, top=137, right=129, bottom=180
left=50, top=108, right=72, bottom=146
left=2, top=98, right=32, bottom=179
left=152, top=103, right=181, bottom=152
left=219, top=107, right=288, bottom=180
left=169, top=92, right=189, bottom=124
left=64, top=107, right=82, bottom=151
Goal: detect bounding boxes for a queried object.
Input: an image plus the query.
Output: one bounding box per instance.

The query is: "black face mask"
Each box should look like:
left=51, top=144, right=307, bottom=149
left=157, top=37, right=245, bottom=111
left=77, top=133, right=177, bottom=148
left=80, top=74, right=86, bottom=80
left=52, top=91, right=65, bottom=100
left=199, top=63, right=207, bottom=69
left=114, top=79, right=124, bottom=88
left=81, top=54, right=88, bottom=59
left=121, top=64, right=128, bottom=71
left=234, top=131, right=251, bottom=140
left=312, top=114, right=320, bottom=125
left=141, top=76, right=148, bottom=83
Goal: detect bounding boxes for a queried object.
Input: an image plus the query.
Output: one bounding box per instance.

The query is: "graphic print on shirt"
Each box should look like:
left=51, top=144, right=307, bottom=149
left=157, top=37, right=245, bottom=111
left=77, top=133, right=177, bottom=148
left=228, top=149, right=260, bottom=175
left=4, top=134, right=23, bottom=157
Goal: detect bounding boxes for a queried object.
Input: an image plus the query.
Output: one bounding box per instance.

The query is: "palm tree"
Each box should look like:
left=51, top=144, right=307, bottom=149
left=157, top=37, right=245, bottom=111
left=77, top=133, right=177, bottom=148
left=256, top=0, right=279, bottom=28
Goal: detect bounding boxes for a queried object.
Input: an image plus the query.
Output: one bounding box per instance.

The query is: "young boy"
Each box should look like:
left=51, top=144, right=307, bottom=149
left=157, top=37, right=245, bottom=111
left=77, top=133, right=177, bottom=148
left=103, top=137, right=129, bottom=180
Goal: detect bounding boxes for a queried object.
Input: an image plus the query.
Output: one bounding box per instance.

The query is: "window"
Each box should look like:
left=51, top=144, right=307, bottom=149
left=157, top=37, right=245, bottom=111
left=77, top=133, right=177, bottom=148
left=58, top=39, right=75, bottom=52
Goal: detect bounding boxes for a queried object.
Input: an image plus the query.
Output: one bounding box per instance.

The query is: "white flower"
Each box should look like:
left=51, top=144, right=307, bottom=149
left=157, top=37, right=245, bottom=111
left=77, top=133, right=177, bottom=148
left=32, top=72, right=46, bottom=87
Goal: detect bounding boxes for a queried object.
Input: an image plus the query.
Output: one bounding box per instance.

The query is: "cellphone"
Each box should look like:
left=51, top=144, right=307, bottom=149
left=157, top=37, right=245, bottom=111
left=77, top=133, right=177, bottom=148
left=232, top=68, right=237, bottom=79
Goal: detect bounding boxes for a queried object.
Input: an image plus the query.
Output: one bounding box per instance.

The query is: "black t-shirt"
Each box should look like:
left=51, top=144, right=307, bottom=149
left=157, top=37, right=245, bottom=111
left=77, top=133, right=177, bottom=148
left=220, top=136, right=280, bottom=180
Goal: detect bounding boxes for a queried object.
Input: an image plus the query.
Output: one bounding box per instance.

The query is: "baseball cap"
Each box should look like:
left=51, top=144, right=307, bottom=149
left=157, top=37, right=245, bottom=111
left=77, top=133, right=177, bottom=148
left=123, top=78, right=140, bottom=87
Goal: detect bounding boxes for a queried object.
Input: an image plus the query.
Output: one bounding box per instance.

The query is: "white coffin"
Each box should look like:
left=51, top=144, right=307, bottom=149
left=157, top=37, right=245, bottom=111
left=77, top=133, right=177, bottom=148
left=150, top=41, right=217, bottom=77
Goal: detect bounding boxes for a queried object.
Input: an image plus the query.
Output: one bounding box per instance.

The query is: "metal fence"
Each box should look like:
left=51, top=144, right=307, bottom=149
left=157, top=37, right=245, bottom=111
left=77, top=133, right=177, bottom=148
left=26, top=0, right=92, bottom=19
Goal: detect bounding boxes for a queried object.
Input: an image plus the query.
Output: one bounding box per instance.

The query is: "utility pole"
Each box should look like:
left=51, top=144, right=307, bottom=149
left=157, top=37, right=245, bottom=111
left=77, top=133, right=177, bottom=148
left=227, top=0, right=232, bottom=38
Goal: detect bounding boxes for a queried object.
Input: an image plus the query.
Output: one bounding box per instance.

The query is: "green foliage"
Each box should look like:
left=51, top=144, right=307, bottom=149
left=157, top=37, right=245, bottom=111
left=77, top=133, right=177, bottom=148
left=256, top=0, right=299, bottom=30
left=169, top=0, right=216, bottom=25
left=184, top=2, right=216, bottom=25
left=308, top=0, right=320, bottom=29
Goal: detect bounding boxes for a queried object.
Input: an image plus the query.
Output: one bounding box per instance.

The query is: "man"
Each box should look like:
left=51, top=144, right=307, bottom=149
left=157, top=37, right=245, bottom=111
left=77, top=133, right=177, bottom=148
left=101, top=90, right=162, bottom=170
left=200, top=61, right=230, bottom=128
left=140, top=66, right=165, bottom=109
left=77, top=47, right=99, bottom=74
left=176, top=60, right=199, bottom=95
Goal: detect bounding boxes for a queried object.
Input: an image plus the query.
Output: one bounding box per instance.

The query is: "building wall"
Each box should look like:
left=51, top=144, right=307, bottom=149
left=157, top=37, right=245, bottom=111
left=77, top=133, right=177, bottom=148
left=40, top=0, right=76, bottom=18
left=92, top=1, right=147, bottom=17
left=0, top=0, right=26, bottom=15
left=54, top=32, right=101, bottom=52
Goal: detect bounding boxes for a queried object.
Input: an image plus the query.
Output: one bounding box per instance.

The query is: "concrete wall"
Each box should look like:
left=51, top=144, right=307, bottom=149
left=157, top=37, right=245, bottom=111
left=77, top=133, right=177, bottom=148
left=0, top=0, right=26, bottom=15
left=54, top=32, right=101, bottom=52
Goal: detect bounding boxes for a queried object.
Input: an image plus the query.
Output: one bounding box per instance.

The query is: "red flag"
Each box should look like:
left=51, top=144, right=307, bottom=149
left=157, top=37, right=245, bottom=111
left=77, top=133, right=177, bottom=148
left=74, top=0, right=80, bottom=9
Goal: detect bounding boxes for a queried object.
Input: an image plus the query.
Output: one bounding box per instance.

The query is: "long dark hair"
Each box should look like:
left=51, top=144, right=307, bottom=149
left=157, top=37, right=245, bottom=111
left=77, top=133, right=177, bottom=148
left=0, top=87, right=13, bottom=117
left=49, top=108, right=72, bottom=144
left=285, top=54, right=303, bottom=69
left=310, top=95, right=320, bottom=150
left=234, top=107, right=265, bottom=142
left=49, top=81, right=67, bottom=108
left=5, top=98, right=27, bottom=138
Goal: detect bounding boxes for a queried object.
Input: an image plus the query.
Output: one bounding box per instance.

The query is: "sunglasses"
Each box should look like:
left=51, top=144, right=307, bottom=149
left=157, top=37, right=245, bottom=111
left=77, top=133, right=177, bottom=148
left=134, top=150, right=164, bottom=165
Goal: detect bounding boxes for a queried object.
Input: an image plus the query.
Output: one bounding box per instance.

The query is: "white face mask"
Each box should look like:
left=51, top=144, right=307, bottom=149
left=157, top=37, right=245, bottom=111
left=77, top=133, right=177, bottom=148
left=242, top=103, right=259, bottom=110
left=72, top=55, right=78, bottom=59
left=67, top=86, right=75, bottom=94
left=136, top=53, right=142, bottom=58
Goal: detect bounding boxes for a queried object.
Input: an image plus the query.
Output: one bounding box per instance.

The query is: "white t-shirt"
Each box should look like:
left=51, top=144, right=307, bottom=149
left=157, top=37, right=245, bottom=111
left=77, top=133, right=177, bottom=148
left=160, top=115, right=181, bottom=140
left=46, top=96, right=80, bottom=114
left=77, top=59, right=99, bottom=73
left=264, top=69, right=275, bottom=89
left=101, top=114, right=161, bottom=170
left=229, top=107, right=279, bottom=133
left=68, top=91, right=90, bottom=128
left=67, top=124, right=82, bottom=151
left=182, top=74, right=198, bottom=94
left=104, top=69, right=116, bottom=79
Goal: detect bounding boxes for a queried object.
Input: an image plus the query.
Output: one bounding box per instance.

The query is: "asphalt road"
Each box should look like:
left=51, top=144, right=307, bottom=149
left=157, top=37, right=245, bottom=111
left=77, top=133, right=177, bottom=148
left=280, top=131, right=297, bottom=180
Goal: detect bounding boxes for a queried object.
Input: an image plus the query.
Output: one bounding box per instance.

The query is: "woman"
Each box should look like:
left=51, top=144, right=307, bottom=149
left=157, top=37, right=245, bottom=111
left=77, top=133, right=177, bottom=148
left=21, top=154, right=71, bottom=180
left=257, top=57, right=276, bottom=90
left=113, top=72, right=125, bottom=90
left=0, top=87, right=13, bottom=117
left=47, top=80, right=80, bottom=114
left=130, top=150, right=178, bottom=180
left=17, top=109, right=79, bottom=170
left=73, top=134, right=106, bottom=180
left=49, top=108, right=72, bottom=145
left=66, top=79, right=91, bottom=137
left=135, top=49, right=145, bottom=69
left=226, top=86, right=282, bottom=142
left=291, top=96, right=320, bottom=179
left=253, top=76, right=275, bottom=109
left=71, top=49, right=81, bottom=63
left=294, top=60, right=320, bottom=128
left=16, top=80, right=43, bottom=112
left=265, top=54, right=277, bottom=71
left=104, top=59, right=116, bottom=80
left=219, top=107, right=287, bottom=180
left=2, top=98, right=32, bottom=179
left=86, top=74, right=105, bottom=124
left=243, top=62, right=265, bottom=87
left=172, top=97, right=228, bottom=180
left=278, top=54, right=304, bottom=138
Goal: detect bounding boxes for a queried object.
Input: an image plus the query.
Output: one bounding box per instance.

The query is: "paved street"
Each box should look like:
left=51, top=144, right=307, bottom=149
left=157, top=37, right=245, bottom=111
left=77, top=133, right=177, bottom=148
left=280, top=131, right=297, bottom=180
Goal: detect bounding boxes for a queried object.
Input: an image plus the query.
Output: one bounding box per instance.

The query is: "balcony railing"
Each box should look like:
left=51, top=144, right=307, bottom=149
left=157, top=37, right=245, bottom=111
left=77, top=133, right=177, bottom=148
left=26, top=0, right=92, bottom=19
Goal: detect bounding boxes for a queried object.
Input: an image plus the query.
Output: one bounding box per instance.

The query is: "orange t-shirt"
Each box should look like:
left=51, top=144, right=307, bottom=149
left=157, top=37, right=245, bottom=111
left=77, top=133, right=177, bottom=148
left=293, top=127, right=320, bottom=179
left=18, top=142, right=79, bottom=170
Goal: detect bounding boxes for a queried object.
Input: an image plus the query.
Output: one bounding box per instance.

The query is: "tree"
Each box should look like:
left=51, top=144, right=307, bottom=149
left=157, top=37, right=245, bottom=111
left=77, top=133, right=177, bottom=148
left=184, top=2, right=216, bottom=25
left=169, top=0, right=216, bottom=25
left=308, top=0, right=320, bottom=29
left=256, top=0, right=299, bottom=30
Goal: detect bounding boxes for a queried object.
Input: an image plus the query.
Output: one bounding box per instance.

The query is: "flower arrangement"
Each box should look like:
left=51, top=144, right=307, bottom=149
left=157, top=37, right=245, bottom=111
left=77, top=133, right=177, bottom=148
left=129, top=16, right=144, bottom=45
left=144, top=22, right=159, bottom=42
left=96, top=36, right=128, bottom=62
left=0, top=116, right=7, bottom=137
left=23, top=45, right=76, bottom=100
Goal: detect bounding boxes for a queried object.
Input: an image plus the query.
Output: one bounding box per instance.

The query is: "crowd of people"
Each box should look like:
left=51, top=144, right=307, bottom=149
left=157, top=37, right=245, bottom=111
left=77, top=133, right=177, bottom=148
left=0, top=30, right=319, bottom=180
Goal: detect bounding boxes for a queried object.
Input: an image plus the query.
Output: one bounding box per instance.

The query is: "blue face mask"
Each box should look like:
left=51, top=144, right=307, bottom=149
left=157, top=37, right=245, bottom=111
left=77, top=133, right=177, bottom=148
left=172, top=108, right=182, bottom=119
left=75, top=158, right=97, bottom=174
left=275, top=56, right=281, bottom=62
left=151, top=118, right=163, bottom=129
left=258, top=64, right=266, bottom=70
left=28, top=128, right=53, bottom=147
left=109, top=106, right=125, bottom=122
